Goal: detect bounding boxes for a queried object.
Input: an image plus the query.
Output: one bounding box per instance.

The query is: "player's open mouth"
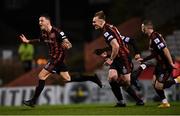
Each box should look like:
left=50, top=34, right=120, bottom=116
left=39, top=25, right=44, bottom=29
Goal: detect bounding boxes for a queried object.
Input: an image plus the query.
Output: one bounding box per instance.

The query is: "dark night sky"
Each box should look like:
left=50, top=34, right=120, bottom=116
left=0, top=0, right=111, bottom=45
left=1, top=0, right=180, bottom=46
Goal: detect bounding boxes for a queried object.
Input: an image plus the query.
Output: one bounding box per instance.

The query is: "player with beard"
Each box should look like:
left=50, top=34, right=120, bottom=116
left=19, top=14, right=102, bottom=107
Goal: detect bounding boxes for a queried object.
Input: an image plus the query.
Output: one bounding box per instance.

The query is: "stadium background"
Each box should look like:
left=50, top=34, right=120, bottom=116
left=0, top=0, right=180, bottom=107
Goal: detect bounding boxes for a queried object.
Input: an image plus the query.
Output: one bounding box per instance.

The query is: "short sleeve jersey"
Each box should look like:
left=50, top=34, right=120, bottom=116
left=40, top=26, right=67, bottom=63
left=149, top=31, right=169, bottom=66
left=102, top=23, right=129, bottom=57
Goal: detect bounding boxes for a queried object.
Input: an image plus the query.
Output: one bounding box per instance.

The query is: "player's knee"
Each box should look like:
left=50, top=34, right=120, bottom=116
left=60, top=72, right=71, bottom=82
left=38, top=73, right=46, bottom=80
left=154, top=85, right=163, bottom=90
left=38, top=77, right=46, bottom=80
left=62, top=75, right=71, bottom=82
left=154, top=81, right=164, bottom=90
left=108, top=75, right=118, bottom=82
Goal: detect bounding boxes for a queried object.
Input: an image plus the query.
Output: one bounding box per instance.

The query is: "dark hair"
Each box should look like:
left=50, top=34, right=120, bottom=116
left=94, top=10, right=106, bottom=20
left=142, top=20, right=154, bottom=27
left=40, top=14, right=51, bottom=21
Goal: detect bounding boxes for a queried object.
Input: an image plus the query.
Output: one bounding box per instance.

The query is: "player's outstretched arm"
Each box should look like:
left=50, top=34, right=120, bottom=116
left=19, top=34, right=30, bottom=43
left=19, top=34, right=41, bottom=43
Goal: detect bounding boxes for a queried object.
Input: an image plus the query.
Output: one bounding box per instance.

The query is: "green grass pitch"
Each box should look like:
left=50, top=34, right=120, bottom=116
left=0, top=102, right=180, bottom=115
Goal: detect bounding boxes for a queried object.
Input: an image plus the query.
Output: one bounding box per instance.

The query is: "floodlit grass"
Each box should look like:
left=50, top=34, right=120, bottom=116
left=0, top=102, right=180, bottom=115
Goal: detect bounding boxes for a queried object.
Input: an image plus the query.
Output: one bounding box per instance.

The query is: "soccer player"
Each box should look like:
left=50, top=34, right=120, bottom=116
left=94, top=47, right=155, bottom=91
left=140, top=20, right=180, bottom=108
left=19, top=14, right=102, bottom=107
left=94, top=36, right=144, bottom=90
left=92, top=11, right=144, bottom=107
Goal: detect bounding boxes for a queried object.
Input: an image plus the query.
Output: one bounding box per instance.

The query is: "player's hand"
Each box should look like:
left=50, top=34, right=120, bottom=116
left=171, top=63, right=177, bottom=69
left=104, top=58, right=113, bottom=66
left=137, top=57, right=144, bottom=63
left=61, top=39, right=72, bottom=49
left=19, top=34, right=30, bottom=43
left=134, top=54, right=141, bottom=61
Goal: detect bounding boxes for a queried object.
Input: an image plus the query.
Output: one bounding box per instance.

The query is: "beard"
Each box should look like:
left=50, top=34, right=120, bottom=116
left=95, top=26, right=99, bottom=30
left=40, top=25, right=46, bottom=31
left=95, top=25, right=101, bottom=30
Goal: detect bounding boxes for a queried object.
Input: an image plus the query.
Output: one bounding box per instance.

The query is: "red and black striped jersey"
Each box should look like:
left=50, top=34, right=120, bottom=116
left=121, top=36, right=140, bottom=54
left=149, top=31, right=170, bottom=66
left=39, top=26, right=67, bottom=63
left=102, top=23, right=130, bottom=57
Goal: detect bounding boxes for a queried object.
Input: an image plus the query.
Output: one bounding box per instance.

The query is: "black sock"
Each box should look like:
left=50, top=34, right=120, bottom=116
left=69, top=73, right=97, bottom=82
left=131, top=66, right=144, bottom=80
left=109, top=81, right=123, bottom=102
left=69, top=74, right=91, bottom=82
left=154, top=88, right=166, bottom=100
left=163, top=80, right=176, bottom=89
left=69, top=73, right=102, bottom=88
left=125, top=86, right=142, bottom=102
left=131, top=79, right=141, bottom=91
left=31, top=80, right=45, bottom=103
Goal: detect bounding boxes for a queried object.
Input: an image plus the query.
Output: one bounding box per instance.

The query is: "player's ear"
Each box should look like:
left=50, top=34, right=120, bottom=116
left=99, top=19, right=105, bottom=25
left=47, top=20, right=51, bottom=25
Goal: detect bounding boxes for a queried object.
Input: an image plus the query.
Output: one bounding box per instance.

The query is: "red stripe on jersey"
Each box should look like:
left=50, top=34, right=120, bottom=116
left=109, top=26, right=129, bottom=56
left=42, top=27, right=65, bottom=64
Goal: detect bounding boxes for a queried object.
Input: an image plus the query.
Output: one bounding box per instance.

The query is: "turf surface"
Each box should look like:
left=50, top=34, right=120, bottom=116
left=0, top=102, right=180, bottom=115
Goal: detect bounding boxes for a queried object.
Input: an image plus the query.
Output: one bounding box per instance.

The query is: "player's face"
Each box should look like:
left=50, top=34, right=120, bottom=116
left=92, top=17, right=102, bottom=30
left=39, top=17, right=50, bottom=31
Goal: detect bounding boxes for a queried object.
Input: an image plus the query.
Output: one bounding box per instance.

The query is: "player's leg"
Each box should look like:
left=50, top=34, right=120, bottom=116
left=119, top=57, right=144, bottom=106
left=59, top=71, right=71, bottom=81
left=163, top=76, right=180, bottom=88
left=152, top=64, right=170, bottom=108
left=23, top=68, right=52, bottom=107
left=121, top=73, right=144, bottom=106
left=131, top=63, right=150, bottom=90
left=153, top=75, right=170, bottom=108
left=108, top=69, right=126, bottom=107
left=131, top=63, right=147, bottom=80
left=70, top=73, right=102, bottom=88
left=57, top=63, right=102, bottom=88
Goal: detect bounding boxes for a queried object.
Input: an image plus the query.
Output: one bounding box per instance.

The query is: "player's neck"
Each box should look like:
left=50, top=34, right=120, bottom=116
left=101, top=21, right=106, bottom=28
left=148, top=29, right=154, bottom=36
left=47, top=25, right=52, bottom=32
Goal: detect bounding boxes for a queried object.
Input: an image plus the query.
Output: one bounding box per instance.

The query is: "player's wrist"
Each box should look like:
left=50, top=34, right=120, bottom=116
left=27, top=40, right=30, bottom=43
left=23, top=40, right=29, bottom=43
left=109, top=57, right=113, bottom=61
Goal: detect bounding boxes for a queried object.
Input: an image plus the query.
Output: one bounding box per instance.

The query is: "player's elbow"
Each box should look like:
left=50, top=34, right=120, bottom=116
left=65, top=44, right=72, bottom=50
left=114, top=44, right=119, bottom=51
left=68, top=43, right=72, bottom=49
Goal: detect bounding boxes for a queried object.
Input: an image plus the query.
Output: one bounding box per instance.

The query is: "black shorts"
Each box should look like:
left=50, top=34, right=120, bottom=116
left=154, top=63, right=172, bottom=83
left=110, top=55, right=132, bottom=75
left=44, top=59, right=68, bottom=74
